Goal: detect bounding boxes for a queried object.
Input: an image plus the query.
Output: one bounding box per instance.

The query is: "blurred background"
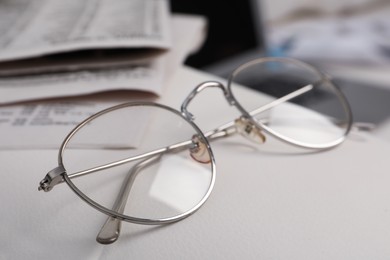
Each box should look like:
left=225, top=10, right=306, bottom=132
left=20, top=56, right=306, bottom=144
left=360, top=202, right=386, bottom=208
left=171, top=0, right=390, bottom=132
left=171, top=0, right=265, bottom=77
left=172, top=0, right=390, bottom=74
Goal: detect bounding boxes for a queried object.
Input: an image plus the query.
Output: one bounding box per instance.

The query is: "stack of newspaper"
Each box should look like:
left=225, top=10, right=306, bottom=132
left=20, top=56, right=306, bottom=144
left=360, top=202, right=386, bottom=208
left=0, top=0, right=206, bottom=104
left=0, top=0, right=207, bottom=149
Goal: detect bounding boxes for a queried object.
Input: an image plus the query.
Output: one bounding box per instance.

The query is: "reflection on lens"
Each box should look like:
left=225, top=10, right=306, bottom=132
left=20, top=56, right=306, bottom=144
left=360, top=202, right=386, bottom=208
left=61, top=103, right=214, bottom=222
left=228, top=58, right=352, bottom=148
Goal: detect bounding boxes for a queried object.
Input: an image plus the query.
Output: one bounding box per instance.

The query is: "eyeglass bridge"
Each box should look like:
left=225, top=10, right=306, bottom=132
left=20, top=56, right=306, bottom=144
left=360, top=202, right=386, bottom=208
left=181, top=81, right=235, bottom=121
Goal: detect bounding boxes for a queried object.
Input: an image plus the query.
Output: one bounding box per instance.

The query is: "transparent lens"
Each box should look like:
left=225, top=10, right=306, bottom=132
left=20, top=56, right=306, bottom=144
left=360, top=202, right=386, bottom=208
left=229, top=58, right=352, bottom=148
left=61, top=103, right=214, bottom=221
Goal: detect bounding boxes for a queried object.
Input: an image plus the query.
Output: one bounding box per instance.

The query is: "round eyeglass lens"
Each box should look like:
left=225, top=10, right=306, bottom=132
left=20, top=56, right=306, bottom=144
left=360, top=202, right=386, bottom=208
left=228, top=58, right=352, bottom=148
left=60, top=103, right=215, bottom=222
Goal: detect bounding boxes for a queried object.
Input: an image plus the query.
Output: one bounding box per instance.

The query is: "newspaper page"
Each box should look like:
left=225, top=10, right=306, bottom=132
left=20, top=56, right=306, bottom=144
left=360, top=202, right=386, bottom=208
left=0, top=0, right=175, bottom=104
left=0, top=15, right=207, bottom=149
left=0, top=0, right=171, bottom=77
left=0, top=60, right=164, bottom=104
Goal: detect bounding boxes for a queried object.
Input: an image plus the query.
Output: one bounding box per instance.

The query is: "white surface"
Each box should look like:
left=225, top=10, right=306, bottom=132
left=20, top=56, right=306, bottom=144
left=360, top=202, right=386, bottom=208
left=150, top=155, right=211, bottom=212
left=1, top=66, right=390, bottom=259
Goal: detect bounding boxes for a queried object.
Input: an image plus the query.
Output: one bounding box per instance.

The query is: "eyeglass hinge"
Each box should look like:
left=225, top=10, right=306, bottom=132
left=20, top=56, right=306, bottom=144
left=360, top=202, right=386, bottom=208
left=38, top=166, right=65, bottom=192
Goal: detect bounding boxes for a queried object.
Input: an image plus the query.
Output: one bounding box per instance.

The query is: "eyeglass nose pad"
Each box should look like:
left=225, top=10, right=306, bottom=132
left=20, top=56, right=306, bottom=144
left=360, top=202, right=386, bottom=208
left=234, top=117, right=266, bottom=144
left=189, top=135, right=211, bottom=164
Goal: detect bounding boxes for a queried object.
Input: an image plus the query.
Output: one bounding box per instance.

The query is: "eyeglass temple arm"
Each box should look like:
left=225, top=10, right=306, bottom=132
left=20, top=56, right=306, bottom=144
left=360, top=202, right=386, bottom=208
left=203, top=83, right=315, bottom=140
left=38, top=82, right=315, bottom=192
left=248, top=84, right=314, bottom=117
left=96, top=154, right=162, bottom=244
left=38, top=140, right=193, bottom=192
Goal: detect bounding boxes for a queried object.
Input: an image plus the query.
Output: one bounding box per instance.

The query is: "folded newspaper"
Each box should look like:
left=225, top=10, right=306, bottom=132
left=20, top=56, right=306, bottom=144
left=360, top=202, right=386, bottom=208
left=0, top=13, right=207, bottom=149
left=0, top=0, right=171, bottom=76
left=0, top=0, right=207, bottom=105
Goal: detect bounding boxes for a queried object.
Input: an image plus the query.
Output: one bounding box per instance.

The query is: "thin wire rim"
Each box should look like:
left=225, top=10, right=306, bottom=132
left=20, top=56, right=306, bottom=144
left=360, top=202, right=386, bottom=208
left=227, top=56, right=353, bottom=149
left=58, top=102, right=217, bottom=225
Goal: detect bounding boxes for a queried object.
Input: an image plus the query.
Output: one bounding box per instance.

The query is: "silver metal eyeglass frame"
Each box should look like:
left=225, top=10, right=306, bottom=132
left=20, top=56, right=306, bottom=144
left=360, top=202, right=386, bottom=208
left=38, top=57, right=353, bottom=244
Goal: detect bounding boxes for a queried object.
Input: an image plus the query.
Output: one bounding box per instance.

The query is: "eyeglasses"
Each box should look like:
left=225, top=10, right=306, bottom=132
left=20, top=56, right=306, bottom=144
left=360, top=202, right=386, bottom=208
left=38, top=57, right=352, bottom=244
